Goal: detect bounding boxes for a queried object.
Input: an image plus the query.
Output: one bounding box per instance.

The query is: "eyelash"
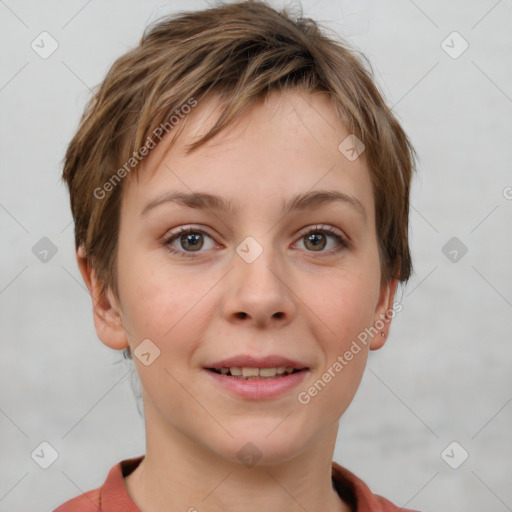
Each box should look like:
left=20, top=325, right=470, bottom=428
left=163, top=225, right=349, bottom=259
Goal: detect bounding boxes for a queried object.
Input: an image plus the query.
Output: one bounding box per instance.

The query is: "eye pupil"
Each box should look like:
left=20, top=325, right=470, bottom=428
left=182, top=232, right=203, bottom=251
left=305, top=233, right=326, bottom=250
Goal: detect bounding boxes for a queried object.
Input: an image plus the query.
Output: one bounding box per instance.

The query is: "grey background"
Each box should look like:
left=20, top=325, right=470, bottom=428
left=1, top=0, right=511, bottom=510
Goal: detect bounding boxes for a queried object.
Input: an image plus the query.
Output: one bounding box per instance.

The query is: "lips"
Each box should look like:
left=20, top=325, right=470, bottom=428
left=205, top=355, right=308, bottom=371
left=204, top=356, right=310, bottom=399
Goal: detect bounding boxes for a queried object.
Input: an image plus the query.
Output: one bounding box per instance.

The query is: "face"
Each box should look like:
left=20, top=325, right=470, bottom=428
left=96, top=90, right=397, bottom=465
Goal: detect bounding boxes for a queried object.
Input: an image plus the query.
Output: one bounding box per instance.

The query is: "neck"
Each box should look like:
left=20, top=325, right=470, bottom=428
left=125, top=404, right=350, bottom=512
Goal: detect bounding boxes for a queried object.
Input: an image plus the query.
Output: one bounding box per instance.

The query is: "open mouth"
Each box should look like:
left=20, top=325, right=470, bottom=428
left=206, top=367, right=306, bottom=380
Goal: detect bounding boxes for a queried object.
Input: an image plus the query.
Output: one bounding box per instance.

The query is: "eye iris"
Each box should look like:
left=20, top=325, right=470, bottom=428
left=305, top=232, right=326, bottom=251
left=181, top=232, right=203, bottom=251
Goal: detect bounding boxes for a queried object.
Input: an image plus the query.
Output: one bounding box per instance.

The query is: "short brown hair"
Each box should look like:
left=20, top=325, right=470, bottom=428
left=62, top=0, right=416, bottom=300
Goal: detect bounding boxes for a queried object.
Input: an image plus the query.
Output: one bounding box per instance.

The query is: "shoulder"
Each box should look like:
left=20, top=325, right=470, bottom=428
left=372, top=493, right=418, bottom=512
left=53, top=456, right=144, bottom=512
left=53, top=488, right=101, bottom=511
left=331, top=461, right=420, bottom=512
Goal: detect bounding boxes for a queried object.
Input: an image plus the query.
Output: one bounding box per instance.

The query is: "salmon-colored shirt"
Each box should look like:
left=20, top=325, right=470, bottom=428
left=54, top=456, right=419, bottom=512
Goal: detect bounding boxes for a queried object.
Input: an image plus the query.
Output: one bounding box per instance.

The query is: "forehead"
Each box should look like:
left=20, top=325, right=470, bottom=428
left=122, top=90, right=375, bottom=222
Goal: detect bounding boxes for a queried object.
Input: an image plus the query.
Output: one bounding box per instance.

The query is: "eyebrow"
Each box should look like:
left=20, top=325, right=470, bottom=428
left=140, top=190, right=367, bottom=221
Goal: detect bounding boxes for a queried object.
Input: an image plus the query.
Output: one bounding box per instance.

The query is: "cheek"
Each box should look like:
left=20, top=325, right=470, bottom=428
left=118, top=251, right=215, bottom=346
left=306, top=269, right=378, bottom=343
left=298, top=277, right=373, bottom=419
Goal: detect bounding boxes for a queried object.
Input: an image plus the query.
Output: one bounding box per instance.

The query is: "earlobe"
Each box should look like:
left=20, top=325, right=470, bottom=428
left=76, top=245, right=130, bottom=351
left=369, top=277, right=399, bottom=351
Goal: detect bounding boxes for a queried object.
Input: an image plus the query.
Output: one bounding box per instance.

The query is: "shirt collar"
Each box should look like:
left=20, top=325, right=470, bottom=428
left=97, top=455, right=408, bottom=512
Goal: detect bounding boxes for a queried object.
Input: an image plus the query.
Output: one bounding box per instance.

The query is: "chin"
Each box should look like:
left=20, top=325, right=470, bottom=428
left=212, top=422, right=312, bottom=467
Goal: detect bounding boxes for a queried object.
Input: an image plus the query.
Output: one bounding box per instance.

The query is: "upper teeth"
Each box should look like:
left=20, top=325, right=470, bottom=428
left=220, top=367, right=296, bottom=377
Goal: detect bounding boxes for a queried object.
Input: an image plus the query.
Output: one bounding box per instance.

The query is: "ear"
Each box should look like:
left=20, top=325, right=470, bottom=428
left=369, top=277, right=400, bottom=351
left=76, top=245, right=129, bottom=351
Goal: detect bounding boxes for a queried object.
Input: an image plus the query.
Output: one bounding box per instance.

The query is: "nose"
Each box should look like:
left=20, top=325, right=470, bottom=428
left=221, top=242, right=296, bottom=329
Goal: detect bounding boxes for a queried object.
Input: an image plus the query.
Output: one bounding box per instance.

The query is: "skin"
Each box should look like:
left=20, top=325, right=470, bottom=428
left=77, top=89, right=399, bottom=512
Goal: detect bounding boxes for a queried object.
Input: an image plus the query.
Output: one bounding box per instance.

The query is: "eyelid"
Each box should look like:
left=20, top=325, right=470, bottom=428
left=163, top=224, right=215, bottom=242
left=163, top=224, right=347, bottom=242
left=296, top=223, right=347, bottom=241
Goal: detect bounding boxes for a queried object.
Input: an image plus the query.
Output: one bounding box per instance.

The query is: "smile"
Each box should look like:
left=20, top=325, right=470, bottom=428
left=208, top=366, right=302, bottom=379
left=204, top=367, right=309, bottom=399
